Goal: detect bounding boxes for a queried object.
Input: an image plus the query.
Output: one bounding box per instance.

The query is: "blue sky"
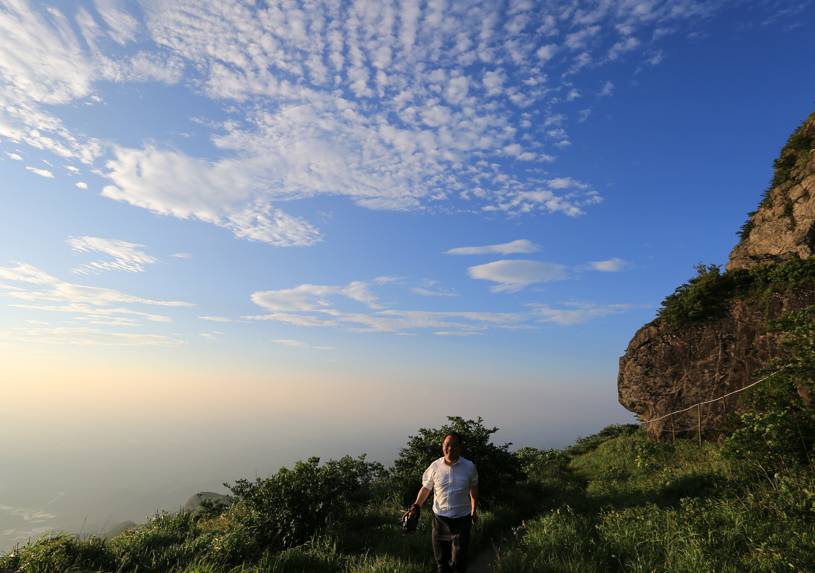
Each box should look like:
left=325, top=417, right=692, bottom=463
left=0, top=0, right=814, bottom=547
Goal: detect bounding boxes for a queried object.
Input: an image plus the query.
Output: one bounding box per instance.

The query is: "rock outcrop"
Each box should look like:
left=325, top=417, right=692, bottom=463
left=728, top=113, right=815, bottom=271
left=183, top=492, right=232, bottom=514
left=618, top=111, right=815, bottom=439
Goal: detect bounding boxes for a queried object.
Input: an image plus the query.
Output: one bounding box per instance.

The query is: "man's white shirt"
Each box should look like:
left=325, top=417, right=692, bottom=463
left=422, top=457, right=478, bottom=518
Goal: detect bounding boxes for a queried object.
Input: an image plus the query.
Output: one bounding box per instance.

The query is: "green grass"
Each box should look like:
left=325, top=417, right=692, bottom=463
left=494, top=429, right=815, bottom=573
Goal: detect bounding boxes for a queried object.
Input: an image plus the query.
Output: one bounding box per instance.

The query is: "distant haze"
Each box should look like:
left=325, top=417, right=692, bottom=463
left=1, top=349, right=632, bottom=551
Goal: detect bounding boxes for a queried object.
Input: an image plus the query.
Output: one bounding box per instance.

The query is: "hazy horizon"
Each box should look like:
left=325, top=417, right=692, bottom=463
left=3, top=351, right=633, bottom=550
left=2, top=0, right=814, bottom=555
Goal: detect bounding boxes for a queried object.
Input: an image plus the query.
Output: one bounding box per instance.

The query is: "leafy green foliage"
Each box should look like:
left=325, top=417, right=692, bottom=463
left=225, top=455, right=385, bottom=552
left=723, top=305, right=815, bottom=479
left=657, top=264, right=745, bottom=327
left=748, top=111, right=815, bottom=224
left=769, top=114, right=815, bottom=191
left=388, top=416, right=521, bottom=507
left=738, top=210, right=756, bottom=240
left=657, top=258, right=815, bottom=328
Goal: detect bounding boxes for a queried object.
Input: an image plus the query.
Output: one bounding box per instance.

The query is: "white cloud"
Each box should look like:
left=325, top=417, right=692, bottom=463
left=171, top=252, right=192, bottom=259
left=0, top=2, right=102, bottom=163
left=410, top=279, right=458, bottom=297
left=446, top=239, right=539, bottom=256
left=0, top=262, right=191, bottom=309
left=271, top=338, right=334, bottom=350
left=608, top=36, right=640, bottom=60
left=246, top=278, right=530, bottom=335
left=536, top=43, right=558, bottom=62
left=271, top=338, right=307, bottom=348
left=529, top=302, right=635, bottom=325
left=599, top=80, right=615, bottom=96
left=94, top=0, right=140, bottom=45
left=251, top=281, right=381, bottom=314
left=75, top=181, right=89, bottom=189
left=101, top=146, right=322, bottom=246
left=6, top=152, right=22, bottom=160
left=199, top=315, right=231, bottom=323
left=0, top=262, right=192, bottom=345
left=467, top=260, right=568, bottom=292
left=547, top=177, right=590, bottom=190
left=25, top=166, right=54, bottom=178
left=68, top=236, right=157, bottom=274
left=0, top=325, right=183, bottom=347
left=0, top=0, right=733, bottom=242
left=589, top=257, right=628, bottom=272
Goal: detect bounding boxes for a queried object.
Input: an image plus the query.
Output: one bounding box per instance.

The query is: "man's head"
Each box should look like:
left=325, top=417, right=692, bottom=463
left=442, top=432, right=463, bottom=464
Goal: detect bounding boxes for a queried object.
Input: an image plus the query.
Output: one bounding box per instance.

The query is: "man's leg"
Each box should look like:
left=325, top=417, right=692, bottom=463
left=450, top=516, right=472, bottom=573
left=432, top=514, right=454, bottom=573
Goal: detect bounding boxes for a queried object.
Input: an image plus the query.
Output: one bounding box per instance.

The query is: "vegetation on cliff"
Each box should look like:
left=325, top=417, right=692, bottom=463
left=740, top=111, right=815, bottom=241
left=656, top=257, right=815, bottom=329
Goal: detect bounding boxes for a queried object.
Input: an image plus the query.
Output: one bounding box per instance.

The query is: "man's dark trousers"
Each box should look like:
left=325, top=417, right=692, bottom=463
left=431, top=513, right=472, bottom=573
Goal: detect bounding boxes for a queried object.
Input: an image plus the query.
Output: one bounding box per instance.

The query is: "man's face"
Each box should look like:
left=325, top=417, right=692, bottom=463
left=442, top=435, right=462, bottom=463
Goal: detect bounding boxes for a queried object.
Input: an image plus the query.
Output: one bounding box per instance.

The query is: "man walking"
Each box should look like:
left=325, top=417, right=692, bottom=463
left=410, top=432, right=479, bottom=573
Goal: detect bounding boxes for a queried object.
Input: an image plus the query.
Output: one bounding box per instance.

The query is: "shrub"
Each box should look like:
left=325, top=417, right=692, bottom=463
left=723, top=305, right=815, bottom=479
left=657, top=259, right=815, bottom=329
left=388, top=416, right=521, bottom=507
left=225, top=455, right=385, bottom=551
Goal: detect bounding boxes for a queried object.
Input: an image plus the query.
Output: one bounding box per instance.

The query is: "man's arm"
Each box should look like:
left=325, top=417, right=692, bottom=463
left=469, top=484, right=479, bottom=523
left=413, top=486, right=431, bottom=508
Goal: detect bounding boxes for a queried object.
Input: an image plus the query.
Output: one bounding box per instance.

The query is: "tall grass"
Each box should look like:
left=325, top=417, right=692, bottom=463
left=494, top=429, right=815, bottom=573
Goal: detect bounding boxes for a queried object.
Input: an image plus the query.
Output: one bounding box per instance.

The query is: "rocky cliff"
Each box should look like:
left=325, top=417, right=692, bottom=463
left=618, top=111, right=815, bottom=439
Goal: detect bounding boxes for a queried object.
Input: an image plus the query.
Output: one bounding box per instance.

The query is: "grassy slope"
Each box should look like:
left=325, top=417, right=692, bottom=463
left=494, top=428, right=815, bottom=573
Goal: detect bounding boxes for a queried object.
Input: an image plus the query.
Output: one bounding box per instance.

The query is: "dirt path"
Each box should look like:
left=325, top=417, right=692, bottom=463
left=468, top=544, right=497, bottom=573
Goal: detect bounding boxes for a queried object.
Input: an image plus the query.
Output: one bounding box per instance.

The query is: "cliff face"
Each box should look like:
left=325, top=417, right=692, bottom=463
left=619, top=112, right=815, bottom=439
left=728, top=113, right=815, bottom=271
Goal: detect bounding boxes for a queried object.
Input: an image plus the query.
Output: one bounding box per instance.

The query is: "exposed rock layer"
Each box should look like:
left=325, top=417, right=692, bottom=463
left=728, top=114, right=815, bottom=271
left=619, top=112, right=815, bottom=438
left=618, top=287, right=815, bottom=439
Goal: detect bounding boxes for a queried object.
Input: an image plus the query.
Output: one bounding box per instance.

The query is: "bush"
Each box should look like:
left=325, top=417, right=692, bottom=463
left=225, top=455, right=385, bottom=552
left=723, top=305, right=815, bottom=480
left=657, top=259, right=815, bottom=329
left=388, top=416, right=521, bottom=507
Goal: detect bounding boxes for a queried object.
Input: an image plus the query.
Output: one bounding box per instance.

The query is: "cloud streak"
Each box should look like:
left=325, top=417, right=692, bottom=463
left=0, top=262, right=192, bottom=345
left=446, top=239, right=539, bottom=256
left=69, top=236, right=157, bottom=274
left=468, top=260, right=568, bottom=292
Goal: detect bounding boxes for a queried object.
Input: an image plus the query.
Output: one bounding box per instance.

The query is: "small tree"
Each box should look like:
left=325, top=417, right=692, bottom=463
left=724, top=305, right=815, bottom=478
left=389, top=416, right=521, bottom=507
